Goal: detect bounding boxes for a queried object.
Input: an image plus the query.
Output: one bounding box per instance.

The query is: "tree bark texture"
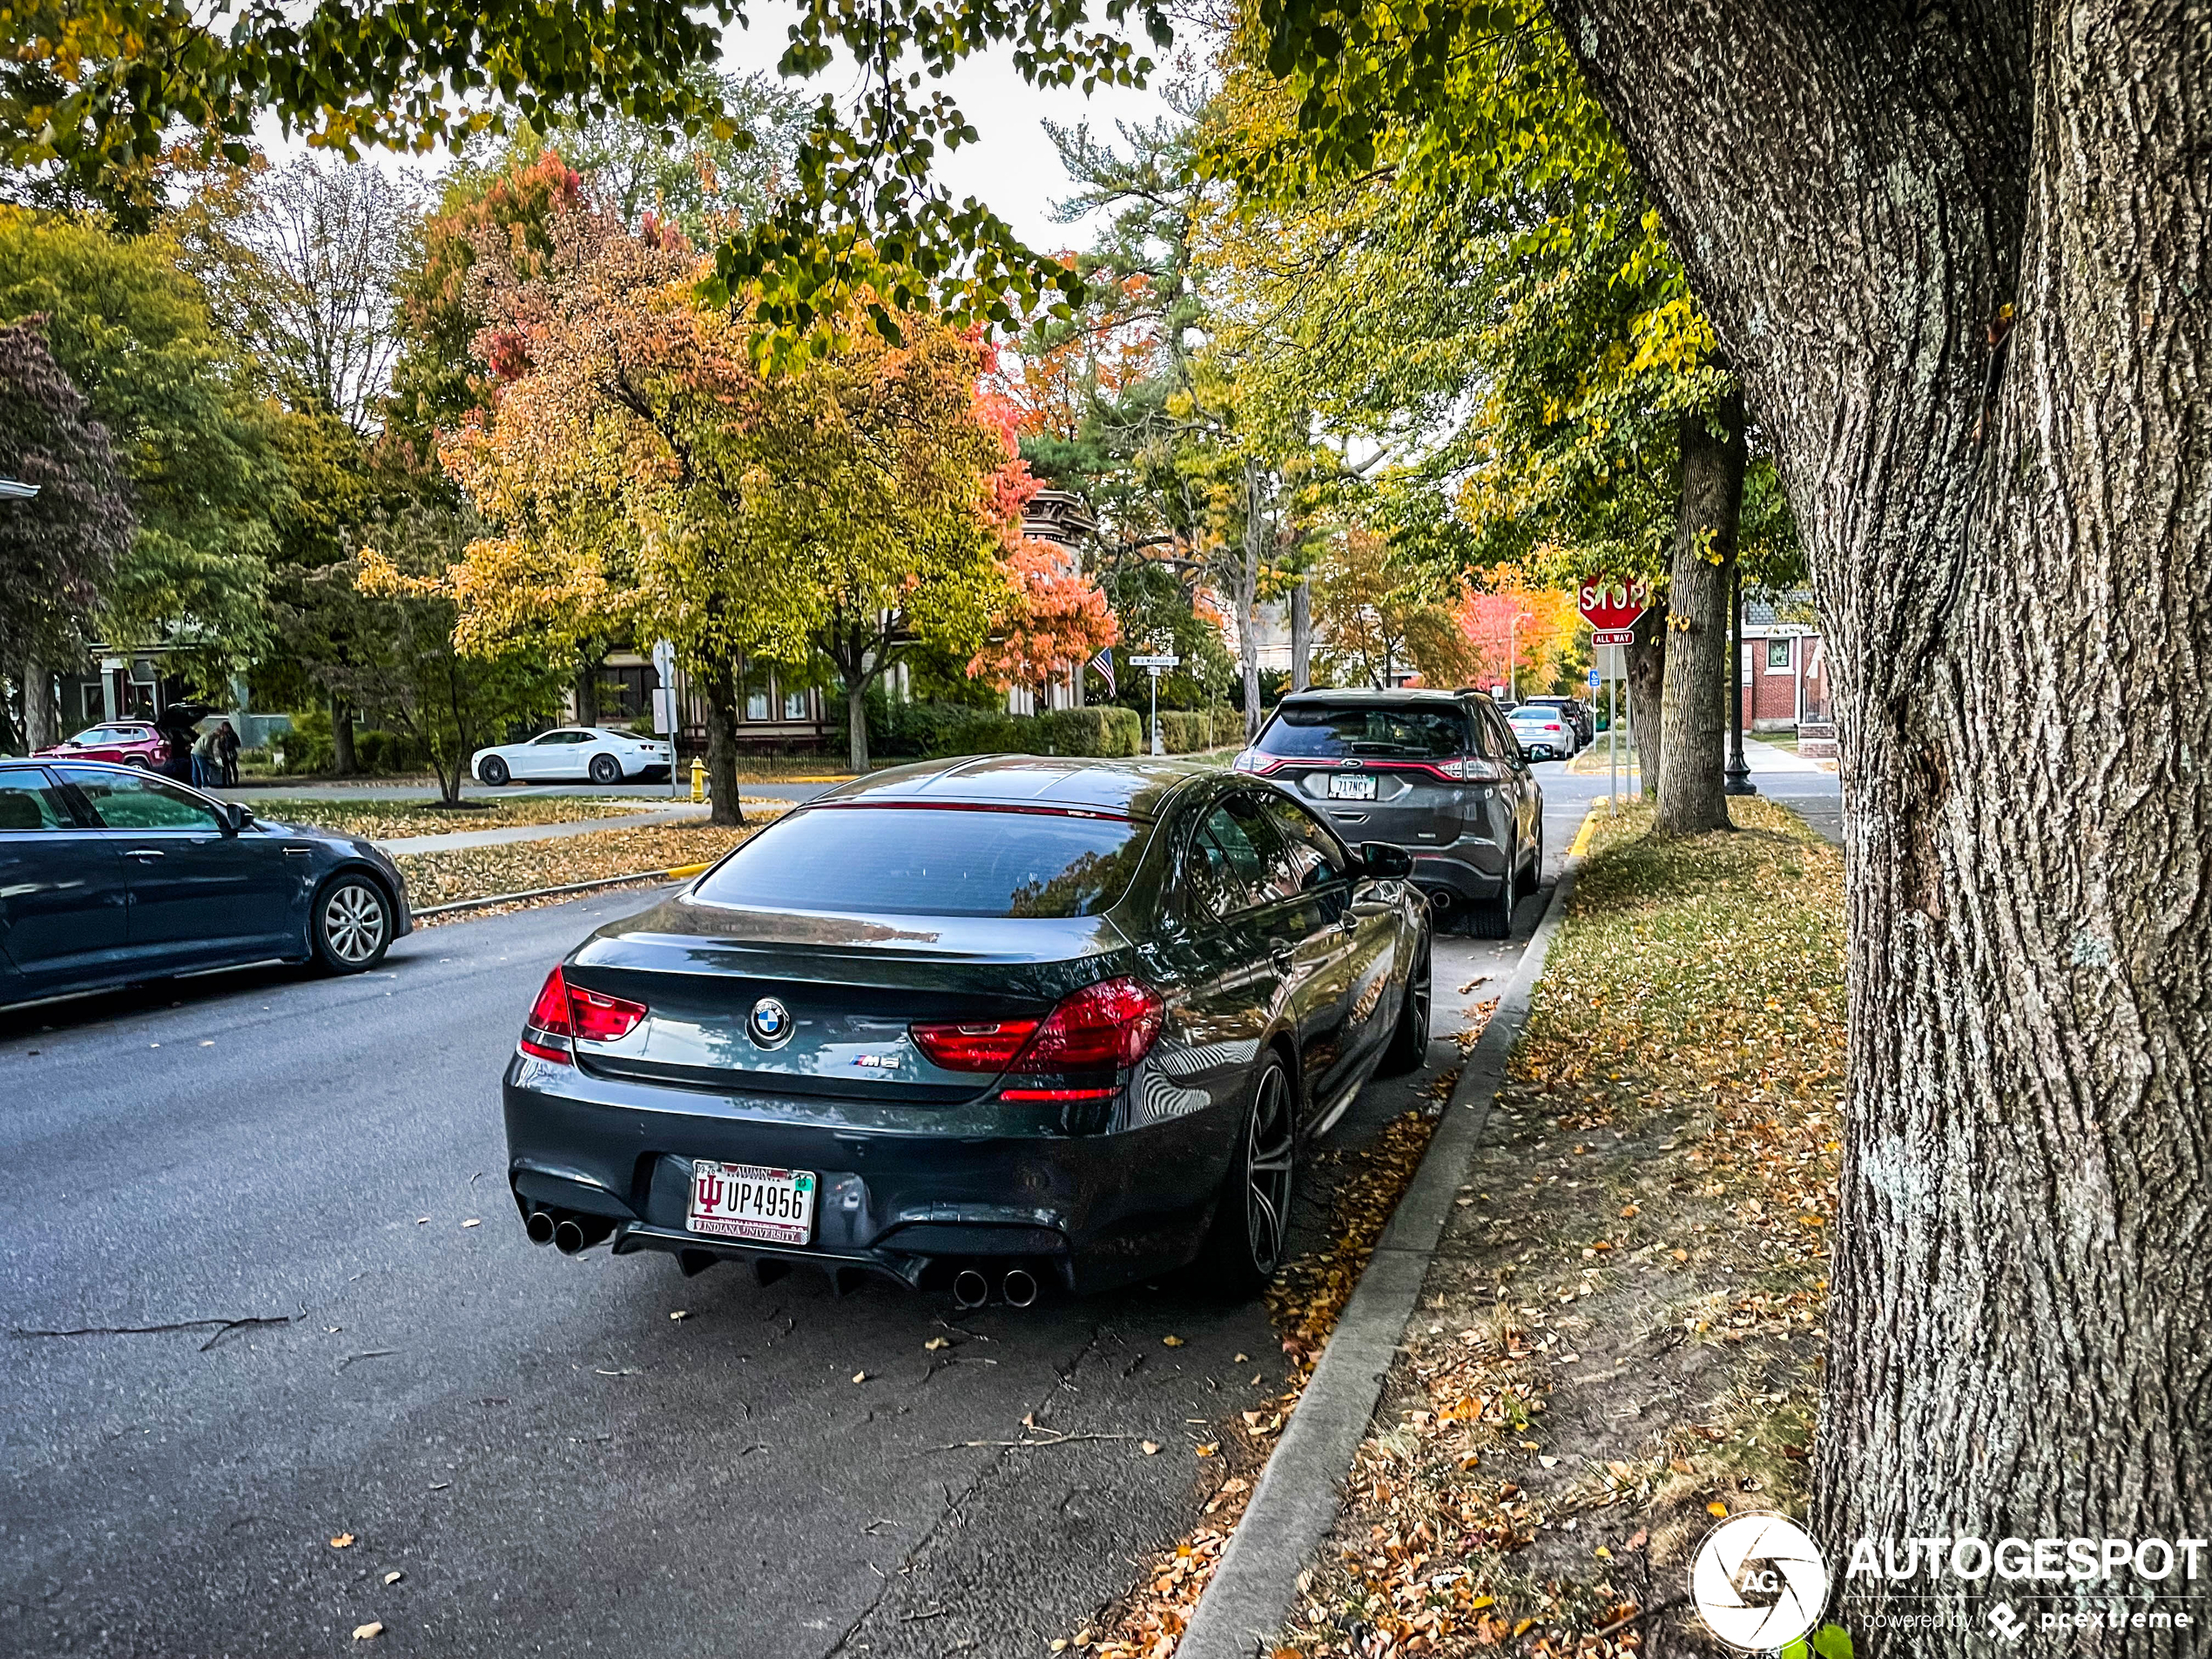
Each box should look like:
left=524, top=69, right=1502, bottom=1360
left=329, top=692, right=355, bottom=776
left=698, top=659, right=744, bottom=828
left=1625, top=599, right=1667, bottom=798
left=1291, top=577, right=1312, bottom=692
left=1654, top=394, right=1745, bottom=834
left=1550, top=1, right=2210, bottom=1646
left=846, top=678, right=870, bottom=775
left=20, top=657, right=53, bottom=752
left=1238, top=459, right=1267, bottom=741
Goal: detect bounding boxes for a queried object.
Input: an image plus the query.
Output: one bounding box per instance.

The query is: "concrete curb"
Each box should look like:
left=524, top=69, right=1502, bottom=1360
left=1174, top=857, right=1586, bottom=1659
left=410, top=860, right=715, bottom=919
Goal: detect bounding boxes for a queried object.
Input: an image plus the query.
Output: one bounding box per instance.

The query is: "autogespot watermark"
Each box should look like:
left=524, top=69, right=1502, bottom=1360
left=1689, top=1519, right=2209, bottom=1651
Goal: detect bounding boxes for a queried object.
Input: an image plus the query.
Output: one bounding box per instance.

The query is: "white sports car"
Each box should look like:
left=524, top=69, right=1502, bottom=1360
left=472, top=727, right=676, bottom=786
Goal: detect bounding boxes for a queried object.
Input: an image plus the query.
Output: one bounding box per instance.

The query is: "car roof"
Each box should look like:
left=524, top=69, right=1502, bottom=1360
left=813, top=754, right=1218, bottom=820
left=1278, top=687, right=1474, bottom=707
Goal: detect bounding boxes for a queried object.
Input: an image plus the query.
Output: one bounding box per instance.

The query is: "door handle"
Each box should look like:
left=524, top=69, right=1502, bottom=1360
left=125, top=847, right=165, bottom=860
left=1267, top=938, right=1296, bottom=972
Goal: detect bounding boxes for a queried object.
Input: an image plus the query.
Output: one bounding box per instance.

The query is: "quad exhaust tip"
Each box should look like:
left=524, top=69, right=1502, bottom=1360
left=1001, top=1268, right=1039, bottom=1308
left=551, top=1213, right=614, bottom=1255
left=524, top=1210, right=556, bottom=1246
left=951, top=1268, right=990, bottom=1309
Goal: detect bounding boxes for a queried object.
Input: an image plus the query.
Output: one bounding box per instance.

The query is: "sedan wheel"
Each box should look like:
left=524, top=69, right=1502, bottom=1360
left=314, top=876, right=393, bottom=973
left=589, top=753, right=622, bottom=785
left=1191, top=1053, right=1295, bottom=1296
left=480, top=756, right=510, bottom=786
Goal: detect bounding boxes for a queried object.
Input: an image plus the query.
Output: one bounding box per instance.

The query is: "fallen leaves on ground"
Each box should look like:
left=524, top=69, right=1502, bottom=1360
left=1271, top=799, right=1844, bottom=1658
left=1077, top=996, right=1501, bottom=1659
left=253, top=794, right=651, bottom=840
left=351, top=1621, right=383, bottom=1641
left=403, top=821, right=764, bottom=917
left=329, top=1534, right=354, bottom=1549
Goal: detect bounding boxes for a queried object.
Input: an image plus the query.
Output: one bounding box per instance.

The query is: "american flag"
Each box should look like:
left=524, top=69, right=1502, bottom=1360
left=1089, top=647, right=1116, bottom=697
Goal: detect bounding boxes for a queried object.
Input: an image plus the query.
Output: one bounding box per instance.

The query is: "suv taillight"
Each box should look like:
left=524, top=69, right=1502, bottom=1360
left=519, top=965, right=647, bottom=1063
left=911, top=977, right=1164, bottom=1090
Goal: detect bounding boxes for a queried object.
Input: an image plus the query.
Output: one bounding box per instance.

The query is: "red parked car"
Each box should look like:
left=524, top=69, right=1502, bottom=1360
left=36, top=721, right=172, bottom=769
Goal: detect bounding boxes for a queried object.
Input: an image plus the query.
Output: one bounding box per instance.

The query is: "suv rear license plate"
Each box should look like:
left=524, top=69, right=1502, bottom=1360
left=688, top=1160, right=816, bottom=1245
left=1327, top=774, right=1379, bottom=799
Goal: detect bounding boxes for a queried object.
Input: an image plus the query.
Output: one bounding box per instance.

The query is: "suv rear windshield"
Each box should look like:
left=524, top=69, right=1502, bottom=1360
left=690, top=806, right=1145, bottom=918
left=1256, top=704, right=1470, bottom=760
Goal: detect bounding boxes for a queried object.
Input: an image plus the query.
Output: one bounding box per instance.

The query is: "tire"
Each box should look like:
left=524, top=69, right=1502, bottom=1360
left=479, top=756, right=509, bottom=786
left=589, top=753, right=622, bottom=785
left=125, top=755, right=151, bottom=769
left=1471, top=846, right=1517, bottom=940
left=313, top=873, right=394, bottom=974
left=1377, top=929, right=1433, bottom=1076
left=1523, top=822, right=1546, bottom=888
left=1190, top=1053, right=1296, bottom=1297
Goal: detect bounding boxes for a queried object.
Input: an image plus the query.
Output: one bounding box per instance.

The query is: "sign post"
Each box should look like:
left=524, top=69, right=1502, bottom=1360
left=1130, top=654, right=1180, bottom=756
left=651, top=640, right=678, bottom=799
left=1578, top=579, right=1652, bottom=814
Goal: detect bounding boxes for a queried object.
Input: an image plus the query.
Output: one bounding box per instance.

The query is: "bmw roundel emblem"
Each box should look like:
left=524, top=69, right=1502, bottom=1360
left=748, top=996, right=792, bottom=1049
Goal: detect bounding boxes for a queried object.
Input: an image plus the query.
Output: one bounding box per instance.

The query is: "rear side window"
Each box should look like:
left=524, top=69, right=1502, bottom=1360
left=691, top=806, right=1144, bottom=918
left=0, top=775, right=72, bottom=830
left=1255, top=793, right=1349, bottom=892
left=1184, top=798, right=1277, bottom=919
left=72, top=772, right=223, bottom=831
left=1257, top=705, right=1469, bottom=760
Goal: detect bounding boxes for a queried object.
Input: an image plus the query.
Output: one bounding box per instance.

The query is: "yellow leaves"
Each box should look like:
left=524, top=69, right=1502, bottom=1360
left=352, top=1622, right=384, bottom=1641
left=1161, top=1335, right=1184, bottom=1347
left=851, top=1371, right=868, bottom=1385
left=330, top=1534, right=355, bottom=1548
left=923, top=1336, right=950, bottom=1351
left=1708, top=1501, right=1730, bottom=1517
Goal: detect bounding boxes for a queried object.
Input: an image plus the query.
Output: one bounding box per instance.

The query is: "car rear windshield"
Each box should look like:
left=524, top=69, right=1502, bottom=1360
left=1257, top=704, right=1470, bottom=760
left=689, top=806, right=1146, bottom=918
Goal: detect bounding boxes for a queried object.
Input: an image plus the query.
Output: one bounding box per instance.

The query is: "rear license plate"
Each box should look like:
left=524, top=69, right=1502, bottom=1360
left=687, top=1160, right=817, bottom=1245
left=1327, top=773, right=1379, bottom=799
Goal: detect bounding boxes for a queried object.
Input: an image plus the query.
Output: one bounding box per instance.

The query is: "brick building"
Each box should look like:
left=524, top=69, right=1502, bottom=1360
left=1737, top=590, right=1831, bottom=732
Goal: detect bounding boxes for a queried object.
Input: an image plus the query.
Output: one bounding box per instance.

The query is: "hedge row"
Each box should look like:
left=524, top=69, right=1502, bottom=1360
left=1156, top=708, right=1242, bottom=754
left=869, top=701, right=1143, bottom=759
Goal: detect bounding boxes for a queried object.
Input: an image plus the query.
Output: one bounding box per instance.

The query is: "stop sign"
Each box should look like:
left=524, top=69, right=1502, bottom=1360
left=1579, top=577, right=1654, bottom=632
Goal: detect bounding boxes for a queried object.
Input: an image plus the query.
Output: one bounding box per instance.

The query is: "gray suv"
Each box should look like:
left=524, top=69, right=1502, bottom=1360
left=1233, top=690, right=1542, bottom=936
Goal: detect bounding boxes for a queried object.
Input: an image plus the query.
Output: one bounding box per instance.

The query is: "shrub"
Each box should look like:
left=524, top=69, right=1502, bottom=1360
left=867, top=700, right=1143, bottom=760
left=1157, top=707, right=1241, bottom=755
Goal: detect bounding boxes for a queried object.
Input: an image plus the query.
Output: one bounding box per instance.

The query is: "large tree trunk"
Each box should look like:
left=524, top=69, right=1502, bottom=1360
left=698, top=659, right=745, bottom=827
left=1290, top=578, right=1312, bottom=692
left=1238, top=460, right=1267, bottom=741
left=329, top=692, right=356, bottom=775
left=1653, top=393, right=1744, bottom=835
left=20, top=656, right=54, bottom=751
left=846, top=678, right=870, bottom=774
left=574, top=657, right=600, bottom=727
left=1624, top=598, right=1666, bottom=798
left=1551, top=3, right=2209, bottom=1648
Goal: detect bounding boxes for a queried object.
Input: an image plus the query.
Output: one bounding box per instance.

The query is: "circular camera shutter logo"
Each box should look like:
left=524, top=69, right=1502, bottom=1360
left=748, top=996, right=793, bottom=1049
left=1689, top=1511, right=1829, bottom=1652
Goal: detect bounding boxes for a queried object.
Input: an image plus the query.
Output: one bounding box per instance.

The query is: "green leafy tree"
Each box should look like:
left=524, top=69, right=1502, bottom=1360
left=0, top=207, right=287, bottom=682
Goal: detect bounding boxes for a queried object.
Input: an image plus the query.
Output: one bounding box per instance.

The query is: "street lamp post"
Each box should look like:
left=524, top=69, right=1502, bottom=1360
left=1724, top=562, right=1757, bottom=796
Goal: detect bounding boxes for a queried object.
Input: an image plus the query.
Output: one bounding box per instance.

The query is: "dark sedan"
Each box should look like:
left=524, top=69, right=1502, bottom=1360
left=0, top=759, right=412, bottom=1006
left=502, top=757, right=1433, bottom=1304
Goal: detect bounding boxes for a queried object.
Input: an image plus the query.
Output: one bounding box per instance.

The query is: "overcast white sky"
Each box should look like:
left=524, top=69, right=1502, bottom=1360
left=717, top=13, right=1184, bottom=252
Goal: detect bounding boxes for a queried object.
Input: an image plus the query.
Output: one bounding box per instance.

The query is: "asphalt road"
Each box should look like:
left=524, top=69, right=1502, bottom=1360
left=1, top=772, right=1601, bottom=1659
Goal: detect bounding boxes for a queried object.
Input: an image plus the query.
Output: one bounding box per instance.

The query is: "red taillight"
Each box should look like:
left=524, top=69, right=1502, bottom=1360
left=909, top=977, right=1164, bottom=1076
left=909, top=1018, right=1042, bottom=1071
left=519, top=965, right=647, bottom=1063
left=1020, top=977, right=1163, bottom=1070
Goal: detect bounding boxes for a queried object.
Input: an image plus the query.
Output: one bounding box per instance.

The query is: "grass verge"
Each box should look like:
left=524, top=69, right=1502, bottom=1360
left=400, top=820, right=766, bottom=918
left=1270, top=797, right=1844, bottom=1659
left=253, top=795, right=652, bottom=840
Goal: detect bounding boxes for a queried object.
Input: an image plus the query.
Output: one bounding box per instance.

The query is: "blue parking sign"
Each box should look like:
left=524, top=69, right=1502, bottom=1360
left=1588, top=667, right=1602, bottom=688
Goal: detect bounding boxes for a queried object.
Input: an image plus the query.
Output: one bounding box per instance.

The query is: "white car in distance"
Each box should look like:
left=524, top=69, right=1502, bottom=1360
left=472, top=727, right=675, bottom=786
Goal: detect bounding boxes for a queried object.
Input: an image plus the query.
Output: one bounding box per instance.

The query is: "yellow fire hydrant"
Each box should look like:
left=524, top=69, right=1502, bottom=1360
left=690, top=757, right=706, bottom=804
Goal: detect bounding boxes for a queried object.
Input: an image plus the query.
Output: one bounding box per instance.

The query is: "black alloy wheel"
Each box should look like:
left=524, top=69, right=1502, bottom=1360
left=480, top=756, right=509, bottom=786
left=1379, top=929, right=1433, bottom=1075
left=590, top=752, right=622, bottom=785
left=313, top=874, right=394, bottom=973
left=1191, top=1053, right=1296, bottom=1295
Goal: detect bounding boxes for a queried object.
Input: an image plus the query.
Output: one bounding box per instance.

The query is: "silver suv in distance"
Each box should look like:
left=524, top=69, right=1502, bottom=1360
left=1233, top=689, right=1541, bottom=936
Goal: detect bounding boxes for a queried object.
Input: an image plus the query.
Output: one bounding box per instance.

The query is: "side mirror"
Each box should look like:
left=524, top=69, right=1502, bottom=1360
left=1359, top=841, right=1414, bottom=880
left=219, top=801, right=253, bottom=834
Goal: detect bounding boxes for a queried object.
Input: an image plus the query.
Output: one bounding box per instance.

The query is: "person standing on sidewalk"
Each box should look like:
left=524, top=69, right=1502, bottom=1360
left=216, top=721, right=240, bottom=786
left=192, top=724, right=220, bottom=788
